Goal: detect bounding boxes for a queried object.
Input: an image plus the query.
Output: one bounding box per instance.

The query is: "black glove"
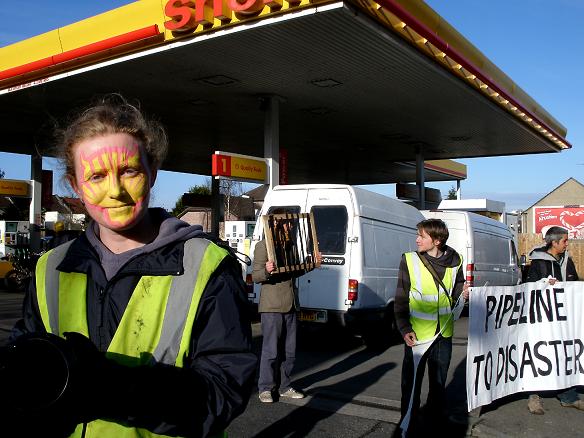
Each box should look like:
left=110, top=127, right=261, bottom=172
left=61, top=331, right=134, bottom=421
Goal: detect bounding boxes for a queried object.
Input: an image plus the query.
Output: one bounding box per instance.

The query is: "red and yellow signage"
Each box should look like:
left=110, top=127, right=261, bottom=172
left=0, top=0, right=569, bottom=151
left=0, top=179, right=30, bottom=197
left=164, top=0, right=295, bottom=32
left=212, top=151, right=267, bottom=182
left=534, top=206, right=584, bottom=239
left=0, top=0, right=330, bottom=88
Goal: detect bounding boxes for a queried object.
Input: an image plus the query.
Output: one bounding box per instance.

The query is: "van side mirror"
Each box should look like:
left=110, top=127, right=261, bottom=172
left=519, top=254, right=527, bottom=266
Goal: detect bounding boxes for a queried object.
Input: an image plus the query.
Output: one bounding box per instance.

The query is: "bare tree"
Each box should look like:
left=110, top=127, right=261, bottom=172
left=220, top=179, right=243, bottom=220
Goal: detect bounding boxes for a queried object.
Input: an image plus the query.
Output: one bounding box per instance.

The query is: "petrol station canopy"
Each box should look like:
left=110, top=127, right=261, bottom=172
left=0, top=0, right=570, bottom=185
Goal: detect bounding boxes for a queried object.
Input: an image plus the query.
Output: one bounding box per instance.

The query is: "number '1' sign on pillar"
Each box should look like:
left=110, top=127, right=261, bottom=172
left=212, top=151, right=268, bottom=183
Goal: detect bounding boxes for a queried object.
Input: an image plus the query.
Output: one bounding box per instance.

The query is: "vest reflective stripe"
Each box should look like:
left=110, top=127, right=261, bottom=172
left=36, top=238, right=228, bottom=438
left=410, top=307, right=453, bottom=320
left=404, top=252, right=461, bottom=341
left=35, top=241, right=76, bottom=335
left=409, top=293, right=439, bottom=303
left=177, top=242, right=228, bottom=367
left=153, top=239, right=210, bottom=367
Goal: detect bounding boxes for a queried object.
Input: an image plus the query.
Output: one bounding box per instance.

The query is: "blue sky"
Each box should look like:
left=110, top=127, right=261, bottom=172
left=0, top=0, right=582, bottom=212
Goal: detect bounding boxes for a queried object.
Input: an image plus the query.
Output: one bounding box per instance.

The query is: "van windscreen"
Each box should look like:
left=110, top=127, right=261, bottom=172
left=311, top=206, right=348, bottom=255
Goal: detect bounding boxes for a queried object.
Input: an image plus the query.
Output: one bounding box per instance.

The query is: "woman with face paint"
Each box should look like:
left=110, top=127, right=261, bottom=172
left=7, top=96, right=256, bottom=438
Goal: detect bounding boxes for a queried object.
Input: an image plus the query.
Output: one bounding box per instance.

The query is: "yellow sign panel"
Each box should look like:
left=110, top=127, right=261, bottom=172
left=231, top=156, right=267, bottom=181
left=0, top=179, right=30, bottom=197
left=212, top=152, right=267, bottom=183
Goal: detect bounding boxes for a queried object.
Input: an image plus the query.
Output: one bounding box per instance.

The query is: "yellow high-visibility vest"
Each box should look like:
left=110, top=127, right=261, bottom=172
left=35, top=238, right=228, bottom=438
left=404, top=252, right=461, bottom=341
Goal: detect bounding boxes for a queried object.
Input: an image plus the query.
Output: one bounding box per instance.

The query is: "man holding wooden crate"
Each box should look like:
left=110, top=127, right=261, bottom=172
left=252, top=211, right=320, bottom=403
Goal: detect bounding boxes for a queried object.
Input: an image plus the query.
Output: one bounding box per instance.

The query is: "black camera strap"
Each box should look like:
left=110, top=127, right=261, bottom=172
left=416, top=251, right=450, bottom=297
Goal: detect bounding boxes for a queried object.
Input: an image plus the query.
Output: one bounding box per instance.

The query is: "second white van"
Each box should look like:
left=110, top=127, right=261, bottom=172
left=421, top=210, right=521, bottom=286
left=248, top=184, right=425, bottom=341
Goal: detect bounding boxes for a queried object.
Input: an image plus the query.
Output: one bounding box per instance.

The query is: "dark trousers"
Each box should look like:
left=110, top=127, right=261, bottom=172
left=258, top=312, right=297, bottom=393
left=401, top=335, right=452, bottom=422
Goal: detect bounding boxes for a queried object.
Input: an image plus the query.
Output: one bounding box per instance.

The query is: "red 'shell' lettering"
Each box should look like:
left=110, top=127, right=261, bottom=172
left=164, top=0, right=269, bottom=31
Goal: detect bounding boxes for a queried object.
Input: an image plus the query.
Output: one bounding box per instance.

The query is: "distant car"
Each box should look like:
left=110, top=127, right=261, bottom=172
left=1, top=251, right=35, bottom=292
left=0, top=259, right=13, bottom=280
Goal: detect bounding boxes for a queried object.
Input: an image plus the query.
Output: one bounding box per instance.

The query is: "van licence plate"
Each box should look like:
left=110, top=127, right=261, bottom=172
left=299, top=310, right=327, bottom=323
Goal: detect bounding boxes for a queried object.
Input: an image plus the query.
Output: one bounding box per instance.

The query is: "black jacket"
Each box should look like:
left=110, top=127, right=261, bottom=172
left=11, top=232, right=257, bottom=437
left=526, top=246, right=579, bottom=282
left=394, top=246, right=465, bottom=337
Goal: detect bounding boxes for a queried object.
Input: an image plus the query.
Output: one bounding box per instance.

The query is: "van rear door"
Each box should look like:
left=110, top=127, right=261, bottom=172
left=298, top=188, right=353, bottom=315
left=510, top=239, right=521, bottom=284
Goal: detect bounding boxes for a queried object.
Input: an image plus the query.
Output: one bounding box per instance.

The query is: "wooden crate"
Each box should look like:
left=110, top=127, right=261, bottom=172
left=518, top=233, right=584, bottom=276
left=262, top=212, right=320, bottom=274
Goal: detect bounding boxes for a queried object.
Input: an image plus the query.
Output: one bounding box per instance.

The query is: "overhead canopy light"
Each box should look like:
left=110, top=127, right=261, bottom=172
left=196, top=75, right=239, bottom=86
left=189, top=98, right=210, bottom=106
left=302, top=107, right=332, bottom=115
left=310, top=78, right=342, bottom=88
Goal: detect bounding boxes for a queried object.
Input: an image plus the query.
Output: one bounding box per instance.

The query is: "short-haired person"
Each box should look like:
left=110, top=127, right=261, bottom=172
left=252, top=212, right=321, bottom=403
left=525, top=226, right=582, bottom=414
left=394, top=219, right=468, bottom=432
left=6, top=95, right=256, bottom=437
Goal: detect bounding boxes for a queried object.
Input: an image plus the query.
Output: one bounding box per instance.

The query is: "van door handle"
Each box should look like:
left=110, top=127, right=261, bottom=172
left=307, top=280, right=311, bottom=283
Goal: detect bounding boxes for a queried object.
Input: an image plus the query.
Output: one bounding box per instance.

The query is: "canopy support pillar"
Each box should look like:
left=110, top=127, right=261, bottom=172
left=29, top=153, right=42, bottom=251
left=416, top=147, right=425, bottom=210
left=211, top=174, right=221, bottom=239
left=263, top=95, right=280, bottom=189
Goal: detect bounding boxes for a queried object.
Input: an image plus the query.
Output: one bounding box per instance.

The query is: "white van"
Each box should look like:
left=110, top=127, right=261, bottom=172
left=421, top=210, right=521, bottom=286
left=248, top=184, right=424, bottom=339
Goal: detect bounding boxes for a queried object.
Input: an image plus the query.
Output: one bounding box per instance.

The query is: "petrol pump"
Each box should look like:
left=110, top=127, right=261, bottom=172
left=225, top=220, right=256, bottom=286
left=225, top=220, right=256, bottom=255
left=0, top=220, right=30, bottom=258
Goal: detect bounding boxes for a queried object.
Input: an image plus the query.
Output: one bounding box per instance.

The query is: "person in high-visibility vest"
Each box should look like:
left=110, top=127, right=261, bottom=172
left=6, top=95, right=256, bottom=437
left=394, top=218, right=468, bottom=434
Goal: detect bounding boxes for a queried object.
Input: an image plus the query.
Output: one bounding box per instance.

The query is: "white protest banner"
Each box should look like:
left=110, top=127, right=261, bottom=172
left=466, top=281, right=584, bottom=411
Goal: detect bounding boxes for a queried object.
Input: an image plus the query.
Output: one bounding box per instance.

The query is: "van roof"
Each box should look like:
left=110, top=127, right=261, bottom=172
left=273, top=184, right=354, bottom=191
left=421, top=209, right=512, bottom=235
left=269, top=184, right=424, bottom=227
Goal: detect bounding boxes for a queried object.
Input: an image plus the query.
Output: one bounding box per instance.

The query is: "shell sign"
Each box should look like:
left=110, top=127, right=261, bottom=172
left=0, top=179, right=30, bottom=197
left=164, top=0, right=317, bottom=33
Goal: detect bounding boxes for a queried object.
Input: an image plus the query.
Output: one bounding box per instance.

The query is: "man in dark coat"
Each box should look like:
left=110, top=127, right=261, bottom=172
left=526, top=226, right=582, bottom=414
left=527, top=226, right=578, bottom=283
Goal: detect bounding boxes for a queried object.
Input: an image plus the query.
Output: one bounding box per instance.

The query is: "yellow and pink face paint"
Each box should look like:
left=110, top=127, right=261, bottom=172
left=73, top=133, right=152, bottom=230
